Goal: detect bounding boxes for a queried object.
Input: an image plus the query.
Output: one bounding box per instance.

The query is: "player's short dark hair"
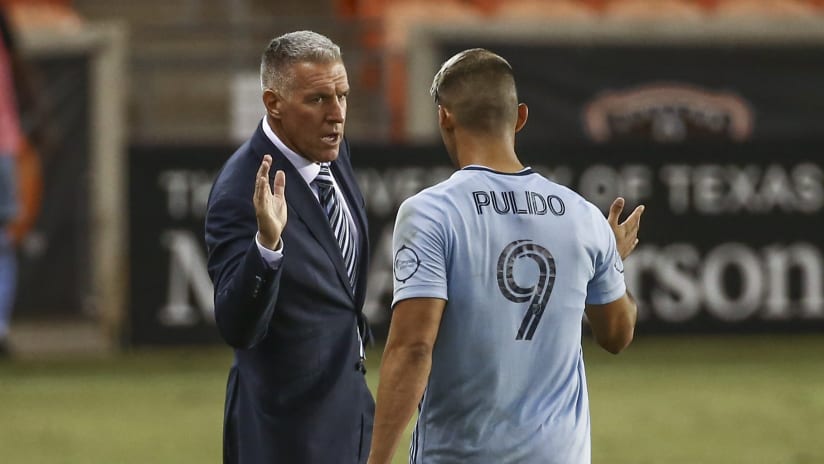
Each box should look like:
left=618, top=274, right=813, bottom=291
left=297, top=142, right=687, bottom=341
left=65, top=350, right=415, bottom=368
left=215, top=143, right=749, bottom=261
left=430, top=48, right=518, bottom=132
left=260, top=30, right=341, bottom=94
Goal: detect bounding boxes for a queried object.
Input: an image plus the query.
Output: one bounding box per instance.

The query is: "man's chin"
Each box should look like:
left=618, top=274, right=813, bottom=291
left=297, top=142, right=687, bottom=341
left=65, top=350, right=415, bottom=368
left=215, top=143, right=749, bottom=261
left=302, top=147, right=340, bottom=164
left=318, top=147, right=341, bottom=163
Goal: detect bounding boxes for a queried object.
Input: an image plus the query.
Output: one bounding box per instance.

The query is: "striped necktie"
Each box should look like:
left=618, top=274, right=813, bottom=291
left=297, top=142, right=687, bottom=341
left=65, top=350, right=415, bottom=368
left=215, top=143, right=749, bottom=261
left=314, top=163, right=358, bottom=289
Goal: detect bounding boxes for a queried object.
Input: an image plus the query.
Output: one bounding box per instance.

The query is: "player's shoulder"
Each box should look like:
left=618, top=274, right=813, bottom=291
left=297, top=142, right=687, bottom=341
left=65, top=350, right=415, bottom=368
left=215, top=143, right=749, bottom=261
left=535, top=175, right=600, bottom=213
left=395, top=177, right=460, bottom=228
left=406, top=169, right=468, bottom=202
left=536, top=178, right=611, bottom=236
left=398, top=180, right=448, bottom=213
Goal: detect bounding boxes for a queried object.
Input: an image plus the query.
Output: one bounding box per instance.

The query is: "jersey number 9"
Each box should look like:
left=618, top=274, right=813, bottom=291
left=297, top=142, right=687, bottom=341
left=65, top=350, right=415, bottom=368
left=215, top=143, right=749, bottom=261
left=497, top=240, right=556, bottom=340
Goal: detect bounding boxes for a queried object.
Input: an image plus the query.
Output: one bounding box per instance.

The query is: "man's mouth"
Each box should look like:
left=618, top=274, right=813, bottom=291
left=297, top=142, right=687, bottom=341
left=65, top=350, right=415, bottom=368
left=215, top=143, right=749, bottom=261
left=322, top=134, right=340, bottom=144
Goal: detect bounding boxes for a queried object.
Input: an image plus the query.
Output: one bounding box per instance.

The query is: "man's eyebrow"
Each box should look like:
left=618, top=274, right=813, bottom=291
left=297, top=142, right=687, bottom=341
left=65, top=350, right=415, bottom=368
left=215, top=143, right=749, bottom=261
left=307, top=90, right=334, bottom=98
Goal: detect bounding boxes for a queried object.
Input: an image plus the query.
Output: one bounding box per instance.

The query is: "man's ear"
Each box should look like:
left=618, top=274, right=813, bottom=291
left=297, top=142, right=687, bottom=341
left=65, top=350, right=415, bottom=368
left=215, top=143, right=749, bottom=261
left=515, top=103, right=528, bottom=133
left=262, top=88, right=281, bottom=119
left=438, top=105, right=454, bottom=130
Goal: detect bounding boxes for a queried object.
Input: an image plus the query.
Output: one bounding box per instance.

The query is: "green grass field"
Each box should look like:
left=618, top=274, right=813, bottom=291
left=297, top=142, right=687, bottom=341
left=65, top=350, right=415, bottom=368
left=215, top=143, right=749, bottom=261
left=1, top=335, right=822, bottom=463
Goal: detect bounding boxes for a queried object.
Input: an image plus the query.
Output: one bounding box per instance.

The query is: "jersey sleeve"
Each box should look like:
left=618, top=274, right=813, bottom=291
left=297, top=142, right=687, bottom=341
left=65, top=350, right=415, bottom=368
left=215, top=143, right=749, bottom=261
left=585, top=204, right=627, bottom=305
left=391, top=193, right=449, bottom=307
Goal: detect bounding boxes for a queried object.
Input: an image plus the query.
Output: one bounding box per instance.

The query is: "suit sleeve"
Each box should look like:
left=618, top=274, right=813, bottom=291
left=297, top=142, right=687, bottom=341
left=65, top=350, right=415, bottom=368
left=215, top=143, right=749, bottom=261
left=205, top=190, right=283, bottom=349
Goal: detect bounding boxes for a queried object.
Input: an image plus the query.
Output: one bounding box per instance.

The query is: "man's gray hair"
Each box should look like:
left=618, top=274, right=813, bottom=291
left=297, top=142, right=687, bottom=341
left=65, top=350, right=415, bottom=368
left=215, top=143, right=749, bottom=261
left=260, top=30, right=342, bottom=92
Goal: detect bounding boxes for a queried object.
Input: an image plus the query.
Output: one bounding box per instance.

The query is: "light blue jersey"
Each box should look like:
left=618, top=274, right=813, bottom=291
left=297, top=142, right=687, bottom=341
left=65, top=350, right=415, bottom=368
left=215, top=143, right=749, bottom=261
left=392, top=165, right=626, bottom=464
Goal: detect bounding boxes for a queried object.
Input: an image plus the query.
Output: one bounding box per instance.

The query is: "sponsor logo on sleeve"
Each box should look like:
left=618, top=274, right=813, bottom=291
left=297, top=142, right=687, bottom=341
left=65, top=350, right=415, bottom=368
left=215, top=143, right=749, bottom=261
left=394, top=245, right=421, bottom=283
left=613, top=248, right=625, bottom=274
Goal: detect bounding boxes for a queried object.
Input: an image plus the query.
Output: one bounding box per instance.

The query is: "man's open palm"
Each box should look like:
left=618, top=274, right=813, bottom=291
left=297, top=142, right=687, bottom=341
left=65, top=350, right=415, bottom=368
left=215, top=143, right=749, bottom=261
left=254, top=154, right=287, bottom=249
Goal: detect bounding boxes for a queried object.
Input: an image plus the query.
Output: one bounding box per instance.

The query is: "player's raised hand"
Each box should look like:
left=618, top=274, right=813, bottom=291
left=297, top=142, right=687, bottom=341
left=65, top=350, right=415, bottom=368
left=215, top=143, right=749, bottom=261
left=254, top=154, right=287, bottom=250
left=608, top=197, right=644, bottom=260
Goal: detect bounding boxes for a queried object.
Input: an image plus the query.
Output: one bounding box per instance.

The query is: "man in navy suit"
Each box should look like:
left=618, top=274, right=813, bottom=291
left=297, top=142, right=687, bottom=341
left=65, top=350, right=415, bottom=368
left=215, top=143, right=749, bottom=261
left=205, top=30, right=373, bottom=463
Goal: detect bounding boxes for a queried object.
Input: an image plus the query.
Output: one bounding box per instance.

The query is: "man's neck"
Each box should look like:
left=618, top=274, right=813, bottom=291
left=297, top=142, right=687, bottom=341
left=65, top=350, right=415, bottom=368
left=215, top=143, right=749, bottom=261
left=454, top=131, right=523, bottom=173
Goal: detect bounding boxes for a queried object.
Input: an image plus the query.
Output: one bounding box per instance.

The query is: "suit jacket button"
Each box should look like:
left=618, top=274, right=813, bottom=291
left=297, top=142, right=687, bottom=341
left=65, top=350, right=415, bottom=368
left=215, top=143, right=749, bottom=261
left=355, top=360, right=366, bottom=374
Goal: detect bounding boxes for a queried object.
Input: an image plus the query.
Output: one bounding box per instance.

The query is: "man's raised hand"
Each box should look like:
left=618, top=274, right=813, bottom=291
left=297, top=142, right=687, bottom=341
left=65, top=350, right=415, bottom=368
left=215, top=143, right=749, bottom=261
left=254, top=154, right=287, bottom=250
left=608, top=197, right=644, bottom=260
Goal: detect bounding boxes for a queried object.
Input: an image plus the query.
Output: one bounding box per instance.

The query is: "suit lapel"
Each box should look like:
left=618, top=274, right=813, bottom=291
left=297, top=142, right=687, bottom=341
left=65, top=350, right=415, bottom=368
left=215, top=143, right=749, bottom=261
left=251, top=126, right=355, bottom=300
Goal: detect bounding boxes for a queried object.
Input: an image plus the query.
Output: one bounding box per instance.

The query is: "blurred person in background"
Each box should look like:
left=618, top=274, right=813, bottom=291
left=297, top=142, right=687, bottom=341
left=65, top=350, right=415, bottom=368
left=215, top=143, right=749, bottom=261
left=0, top=4, right=30, bottom=357
left=205, top=31, right=373, bottom=463
left=368, top=48, right=643, bottom=464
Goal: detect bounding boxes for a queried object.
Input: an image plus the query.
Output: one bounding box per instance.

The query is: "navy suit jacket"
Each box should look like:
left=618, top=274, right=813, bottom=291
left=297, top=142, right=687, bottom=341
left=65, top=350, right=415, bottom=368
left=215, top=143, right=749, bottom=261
left=205, top=123, right=374, bottom=464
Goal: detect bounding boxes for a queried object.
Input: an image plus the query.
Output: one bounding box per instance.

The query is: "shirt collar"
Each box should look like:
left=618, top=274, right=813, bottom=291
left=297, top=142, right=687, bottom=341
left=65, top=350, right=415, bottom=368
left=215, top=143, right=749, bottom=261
left=261, top=117, right=320, bottom=185
left=462, top=164, right=533, bottom=175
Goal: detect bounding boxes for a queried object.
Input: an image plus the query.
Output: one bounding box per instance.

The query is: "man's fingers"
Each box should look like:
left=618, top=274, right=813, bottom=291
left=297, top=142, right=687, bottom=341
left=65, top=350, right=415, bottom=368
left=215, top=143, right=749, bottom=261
left=608, top=197, right=625, bottom=227
left=253, top=155, right=274, bottom=210
left=254, top=175, right=265, bottom=203
left=257, top=154, right=271, bottom=182
left=255, top=155, right=274, bottom=196
left=623, top=205, right=645, bottom=232
left=272, top=170, right=286, bottom=198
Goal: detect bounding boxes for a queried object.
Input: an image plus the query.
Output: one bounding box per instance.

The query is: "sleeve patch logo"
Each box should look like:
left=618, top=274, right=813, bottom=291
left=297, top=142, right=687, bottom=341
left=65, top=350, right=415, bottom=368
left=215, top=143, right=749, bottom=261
left=613, top=249, right=625, bottom=274
left=394, top=245, right=421, bottom=283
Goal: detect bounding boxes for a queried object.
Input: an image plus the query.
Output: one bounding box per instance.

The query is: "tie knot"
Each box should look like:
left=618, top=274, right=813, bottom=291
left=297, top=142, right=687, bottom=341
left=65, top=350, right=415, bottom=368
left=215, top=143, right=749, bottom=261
left=314, top=163, right=334, bottom=195
left=315, top=163, right=333, bottom=186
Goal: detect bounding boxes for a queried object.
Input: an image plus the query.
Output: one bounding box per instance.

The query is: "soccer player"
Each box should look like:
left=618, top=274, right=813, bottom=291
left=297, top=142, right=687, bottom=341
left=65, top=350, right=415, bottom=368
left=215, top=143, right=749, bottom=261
left=367, top=48, right=644, bottom=464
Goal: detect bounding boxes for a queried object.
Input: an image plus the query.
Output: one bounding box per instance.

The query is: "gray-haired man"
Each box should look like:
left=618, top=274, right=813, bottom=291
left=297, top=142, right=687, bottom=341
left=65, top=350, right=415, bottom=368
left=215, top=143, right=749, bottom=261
left=206, top=30, right=374, bottom=464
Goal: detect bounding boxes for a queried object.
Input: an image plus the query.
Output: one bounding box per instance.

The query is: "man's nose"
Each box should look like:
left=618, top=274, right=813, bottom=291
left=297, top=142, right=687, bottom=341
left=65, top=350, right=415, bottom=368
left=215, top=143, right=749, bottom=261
left=328, top=98, right=345, bottom=122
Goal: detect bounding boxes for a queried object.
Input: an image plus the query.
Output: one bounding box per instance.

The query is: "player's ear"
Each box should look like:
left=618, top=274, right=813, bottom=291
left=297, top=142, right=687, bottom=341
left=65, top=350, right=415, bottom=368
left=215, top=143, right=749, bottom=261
left=514, top=103, right=528, bottom=133
left=438, top=105, right=454, bottom=130
left=263, top=88, right=282, bottom=119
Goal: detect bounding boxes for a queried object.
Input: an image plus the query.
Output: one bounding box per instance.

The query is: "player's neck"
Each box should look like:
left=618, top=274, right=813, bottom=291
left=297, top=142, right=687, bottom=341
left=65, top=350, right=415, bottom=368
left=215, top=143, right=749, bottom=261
left=454, top=131, right=523, bottom=173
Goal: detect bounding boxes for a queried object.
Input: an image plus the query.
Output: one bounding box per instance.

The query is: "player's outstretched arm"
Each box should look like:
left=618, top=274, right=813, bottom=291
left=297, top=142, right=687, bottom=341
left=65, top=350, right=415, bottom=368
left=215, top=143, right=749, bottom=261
left=368, top=297, right=446, bottom=464
left=585, top=291, right=637, bottom=354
